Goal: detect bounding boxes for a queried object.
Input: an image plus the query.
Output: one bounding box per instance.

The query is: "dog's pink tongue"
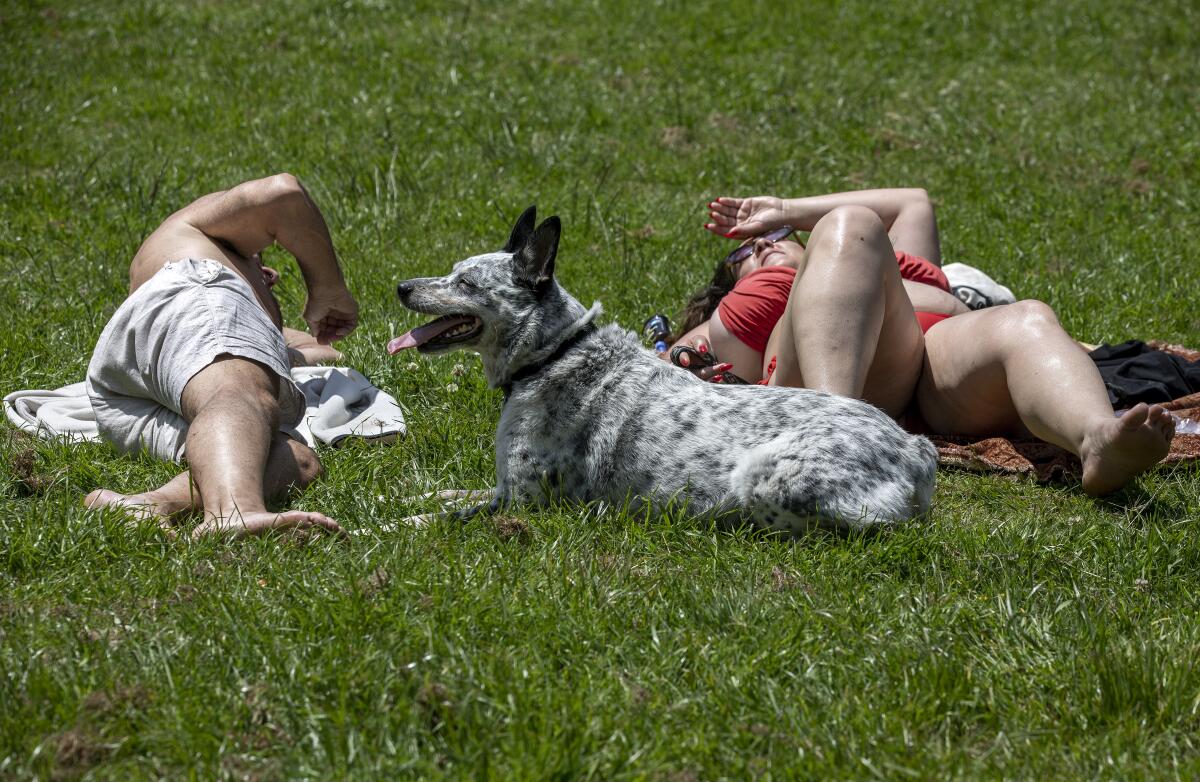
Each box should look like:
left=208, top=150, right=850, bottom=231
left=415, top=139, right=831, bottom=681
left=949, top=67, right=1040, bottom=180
left=387, top=316, right=476, bottom=356
left=387, top=331, right=419, bottom=354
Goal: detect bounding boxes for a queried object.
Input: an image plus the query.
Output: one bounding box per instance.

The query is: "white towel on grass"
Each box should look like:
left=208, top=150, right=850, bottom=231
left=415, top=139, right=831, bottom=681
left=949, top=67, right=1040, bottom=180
left=3, top=382, right=97, bottom=441
left=289, top=366, right=406, bottom=447
left=4, top=367, right=405, bottom=451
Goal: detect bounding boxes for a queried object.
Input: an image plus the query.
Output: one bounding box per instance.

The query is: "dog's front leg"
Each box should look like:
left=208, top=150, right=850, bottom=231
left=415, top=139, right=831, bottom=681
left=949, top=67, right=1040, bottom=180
left=352, top=489, right=502, bottom=534
left=451, top=492, right=507, bottom=521
left=401, top=488, right=509, bottom=527
left=399, top=489, right=495, bottom=507
left=396, top=490, right=504, bottom=528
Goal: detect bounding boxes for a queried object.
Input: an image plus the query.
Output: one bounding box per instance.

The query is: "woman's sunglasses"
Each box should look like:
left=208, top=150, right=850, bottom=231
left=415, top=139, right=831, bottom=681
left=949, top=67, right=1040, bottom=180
left=722, top=225, right=796, bottom=266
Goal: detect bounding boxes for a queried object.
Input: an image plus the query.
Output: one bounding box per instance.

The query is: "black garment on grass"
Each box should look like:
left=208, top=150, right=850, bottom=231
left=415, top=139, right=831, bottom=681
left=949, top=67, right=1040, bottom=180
left=1089, top=341, right=1200, bottom=407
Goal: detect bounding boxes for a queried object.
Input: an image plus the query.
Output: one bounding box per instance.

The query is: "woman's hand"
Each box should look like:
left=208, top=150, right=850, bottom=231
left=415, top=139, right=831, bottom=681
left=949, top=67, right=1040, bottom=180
left=705, top=196, right=786, bottom=239
left=668, top=337, right=737, bottom=382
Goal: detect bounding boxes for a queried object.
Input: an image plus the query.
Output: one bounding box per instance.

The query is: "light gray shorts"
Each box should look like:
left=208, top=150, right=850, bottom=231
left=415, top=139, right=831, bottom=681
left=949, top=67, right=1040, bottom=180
left=85, top=258, right=303, bottom=462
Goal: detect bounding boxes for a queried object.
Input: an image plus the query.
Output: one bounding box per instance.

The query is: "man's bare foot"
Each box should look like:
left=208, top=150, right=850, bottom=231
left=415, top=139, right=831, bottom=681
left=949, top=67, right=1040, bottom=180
left=1080, top=403, right=1175, bottom=496
left=191, top=510, right=346, bottom=540
left=83, top=489, right=178, bottom=530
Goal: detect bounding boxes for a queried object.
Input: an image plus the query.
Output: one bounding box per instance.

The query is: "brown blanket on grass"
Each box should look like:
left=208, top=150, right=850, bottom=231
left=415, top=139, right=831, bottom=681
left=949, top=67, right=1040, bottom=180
left=931, top=342, right=1200, bottom=482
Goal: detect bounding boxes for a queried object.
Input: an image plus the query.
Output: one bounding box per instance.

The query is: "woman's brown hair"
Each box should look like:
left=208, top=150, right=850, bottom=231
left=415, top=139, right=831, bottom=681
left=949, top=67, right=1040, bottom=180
left=667, top=258, right=738, bottom=343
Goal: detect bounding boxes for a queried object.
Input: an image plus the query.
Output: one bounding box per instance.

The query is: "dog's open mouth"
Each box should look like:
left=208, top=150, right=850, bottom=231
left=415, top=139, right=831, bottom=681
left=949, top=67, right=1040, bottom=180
left=387, top=314, right=483, bottom=355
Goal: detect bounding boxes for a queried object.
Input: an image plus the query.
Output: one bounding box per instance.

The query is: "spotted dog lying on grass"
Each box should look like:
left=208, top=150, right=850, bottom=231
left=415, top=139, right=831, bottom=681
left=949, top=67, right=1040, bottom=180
left=388, top=206, right=938, bottom=534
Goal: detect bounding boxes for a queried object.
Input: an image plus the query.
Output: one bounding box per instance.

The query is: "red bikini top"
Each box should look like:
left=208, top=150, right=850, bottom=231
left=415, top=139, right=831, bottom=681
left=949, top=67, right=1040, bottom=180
left=715, top=252, right=949, bottom=353
left=715, top=266, right=798, bottom=354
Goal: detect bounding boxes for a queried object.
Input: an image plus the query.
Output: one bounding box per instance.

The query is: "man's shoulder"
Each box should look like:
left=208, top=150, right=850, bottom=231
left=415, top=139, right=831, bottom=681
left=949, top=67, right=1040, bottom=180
left=129, top=221, right=230, bottom=288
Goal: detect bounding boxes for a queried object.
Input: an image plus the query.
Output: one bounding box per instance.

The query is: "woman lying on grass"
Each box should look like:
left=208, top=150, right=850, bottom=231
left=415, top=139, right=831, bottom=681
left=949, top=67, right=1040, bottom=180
left=667, top=187, right=1174, bottom=496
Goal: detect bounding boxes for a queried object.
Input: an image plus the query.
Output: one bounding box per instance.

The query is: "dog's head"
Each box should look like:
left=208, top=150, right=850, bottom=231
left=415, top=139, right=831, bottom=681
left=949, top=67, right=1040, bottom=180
left=390, top=205, right=594, bottom=386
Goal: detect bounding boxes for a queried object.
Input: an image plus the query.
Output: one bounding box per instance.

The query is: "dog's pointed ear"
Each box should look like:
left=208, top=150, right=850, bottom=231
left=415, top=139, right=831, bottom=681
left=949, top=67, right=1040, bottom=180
left=514, top=216, right=560, bottom=292
left=503, top=205, right=537, bottom=253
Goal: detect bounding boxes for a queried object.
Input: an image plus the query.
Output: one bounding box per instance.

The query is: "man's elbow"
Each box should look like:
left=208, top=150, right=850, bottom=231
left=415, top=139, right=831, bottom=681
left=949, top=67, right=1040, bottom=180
left=261, top=172, right=306, bottom=204
left=219, top=174, right=303, bottom=214
left=230, top=173, right=311, bottom=224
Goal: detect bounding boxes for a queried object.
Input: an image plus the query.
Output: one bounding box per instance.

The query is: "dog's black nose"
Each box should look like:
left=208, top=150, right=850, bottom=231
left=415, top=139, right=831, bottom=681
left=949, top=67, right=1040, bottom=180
left=396, top=280, right=416, bottom=299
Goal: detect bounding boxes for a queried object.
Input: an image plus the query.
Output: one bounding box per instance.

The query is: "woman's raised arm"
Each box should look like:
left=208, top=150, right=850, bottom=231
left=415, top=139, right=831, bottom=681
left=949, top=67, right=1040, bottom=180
left=706, top=187, right=942, bottom=265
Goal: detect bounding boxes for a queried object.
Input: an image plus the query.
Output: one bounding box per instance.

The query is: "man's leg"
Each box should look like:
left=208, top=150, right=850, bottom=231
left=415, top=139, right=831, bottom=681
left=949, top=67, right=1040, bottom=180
left=764, top=205, right=925, bottom=418
left=917, top=301, right=1175, bottom=495
left=85, top=471, right=196, bottom=529
left=84, top=434, right=324, bottom=526
left=178, top=356, right=341, bottom=537
left=283, top=326, right=343, bottom=366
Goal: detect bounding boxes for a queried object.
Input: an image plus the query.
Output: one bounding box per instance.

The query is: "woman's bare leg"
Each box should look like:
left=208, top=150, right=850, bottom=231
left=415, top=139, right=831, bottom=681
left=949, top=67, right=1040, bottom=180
left=764, top=205, right=925, bottom=417
left=918, top=301, right=1175, bottom=495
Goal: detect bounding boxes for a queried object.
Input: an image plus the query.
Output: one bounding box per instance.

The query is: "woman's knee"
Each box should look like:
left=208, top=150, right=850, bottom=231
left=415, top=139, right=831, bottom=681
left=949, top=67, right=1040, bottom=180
left=997, top=299, right=1061, bottom=339
left=804, top=206, right=892, bottom=273
left=959, top=300, right=1066, bottom=361
left=810, top=204, right=888, bottom=243
left=795, top=208, right=897, bottom=299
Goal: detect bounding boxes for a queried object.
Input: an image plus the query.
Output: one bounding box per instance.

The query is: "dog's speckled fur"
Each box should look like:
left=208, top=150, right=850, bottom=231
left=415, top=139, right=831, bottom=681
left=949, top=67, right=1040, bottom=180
left=396, top=206, right=937, bottom=533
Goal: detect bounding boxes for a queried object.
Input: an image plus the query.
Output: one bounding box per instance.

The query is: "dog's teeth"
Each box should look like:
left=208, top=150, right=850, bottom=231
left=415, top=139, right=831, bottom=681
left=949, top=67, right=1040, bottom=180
left=436, top=321, right=475, bottom=341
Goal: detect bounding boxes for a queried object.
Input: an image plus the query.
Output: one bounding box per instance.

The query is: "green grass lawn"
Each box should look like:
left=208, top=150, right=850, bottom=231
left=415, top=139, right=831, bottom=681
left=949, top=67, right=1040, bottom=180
left=3, top=0, right=1200, bottom=778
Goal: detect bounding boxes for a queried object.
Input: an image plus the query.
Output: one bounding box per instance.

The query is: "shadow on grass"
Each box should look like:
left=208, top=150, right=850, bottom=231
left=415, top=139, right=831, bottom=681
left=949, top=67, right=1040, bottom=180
left=1094, top=488, right=1192, bottom=527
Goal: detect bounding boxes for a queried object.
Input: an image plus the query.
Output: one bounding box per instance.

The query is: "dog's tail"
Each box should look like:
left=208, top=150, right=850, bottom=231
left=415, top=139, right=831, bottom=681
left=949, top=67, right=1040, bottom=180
left=908, top=435, right=939, bottom=517
left=729, top=436, right=933, bottom=533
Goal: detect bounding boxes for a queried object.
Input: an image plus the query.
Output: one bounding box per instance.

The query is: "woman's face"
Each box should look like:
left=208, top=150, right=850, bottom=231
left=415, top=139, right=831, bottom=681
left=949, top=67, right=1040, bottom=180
left=731, top=237, right=805, bottom=281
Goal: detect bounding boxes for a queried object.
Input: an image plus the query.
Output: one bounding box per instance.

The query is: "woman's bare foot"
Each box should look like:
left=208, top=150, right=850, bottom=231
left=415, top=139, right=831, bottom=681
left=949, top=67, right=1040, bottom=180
left=1080, top=403, right=1175, bottom=496
left=191, top=510, right=346, bottom=540
left=83, top=489, right=180, bottom=530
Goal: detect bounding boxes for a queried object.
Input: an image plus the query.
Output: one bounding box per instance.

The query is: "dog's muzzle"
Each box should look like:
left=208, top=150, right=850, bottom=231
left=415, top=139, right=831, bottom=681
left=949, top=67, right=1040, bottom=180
left=396, top=279, right=420, bottom=304
left=389, top=278, right=484, bottom=355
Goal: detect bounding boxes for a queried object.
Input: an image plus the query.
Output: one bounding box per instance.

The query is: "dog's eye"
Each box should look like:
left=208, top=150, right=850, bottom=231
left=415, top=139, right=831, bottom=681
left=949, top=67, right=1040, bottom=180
left=458, top=277, right=480, bottom=291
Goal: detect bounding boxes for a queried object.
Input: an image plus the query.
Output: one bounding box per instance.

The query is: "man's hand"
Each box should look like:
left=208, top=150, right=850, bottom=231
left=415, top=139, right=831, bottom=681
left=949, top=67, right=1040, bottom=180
left=705, top=196, right=786, bottom=239
left=303, top=285, right=359, bottom=344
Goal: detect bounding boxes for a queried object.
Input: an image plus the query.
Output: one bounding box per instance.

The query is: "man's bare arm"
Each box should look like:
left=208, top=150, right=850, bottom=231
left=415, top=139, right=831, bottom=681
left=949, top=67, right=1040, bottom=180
left=136, top=174, right=359, bottom=343
left=173, top=173, right=346, bottom=291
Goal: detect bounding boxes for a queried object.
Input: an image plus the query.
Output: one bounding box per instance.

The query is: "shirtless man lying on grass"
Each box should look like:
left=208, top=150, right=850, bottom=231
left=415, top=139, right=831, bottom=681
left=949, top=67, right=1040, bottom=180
left=84, top=174, right=357, bottom=538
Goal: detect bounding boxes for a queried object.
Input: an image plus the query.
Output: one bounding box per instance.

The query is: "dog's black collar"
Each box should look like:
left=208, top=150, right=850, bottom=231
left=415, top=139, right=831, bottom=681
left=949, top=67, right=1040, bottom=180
left=502, top=324, right=597, bottom=400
